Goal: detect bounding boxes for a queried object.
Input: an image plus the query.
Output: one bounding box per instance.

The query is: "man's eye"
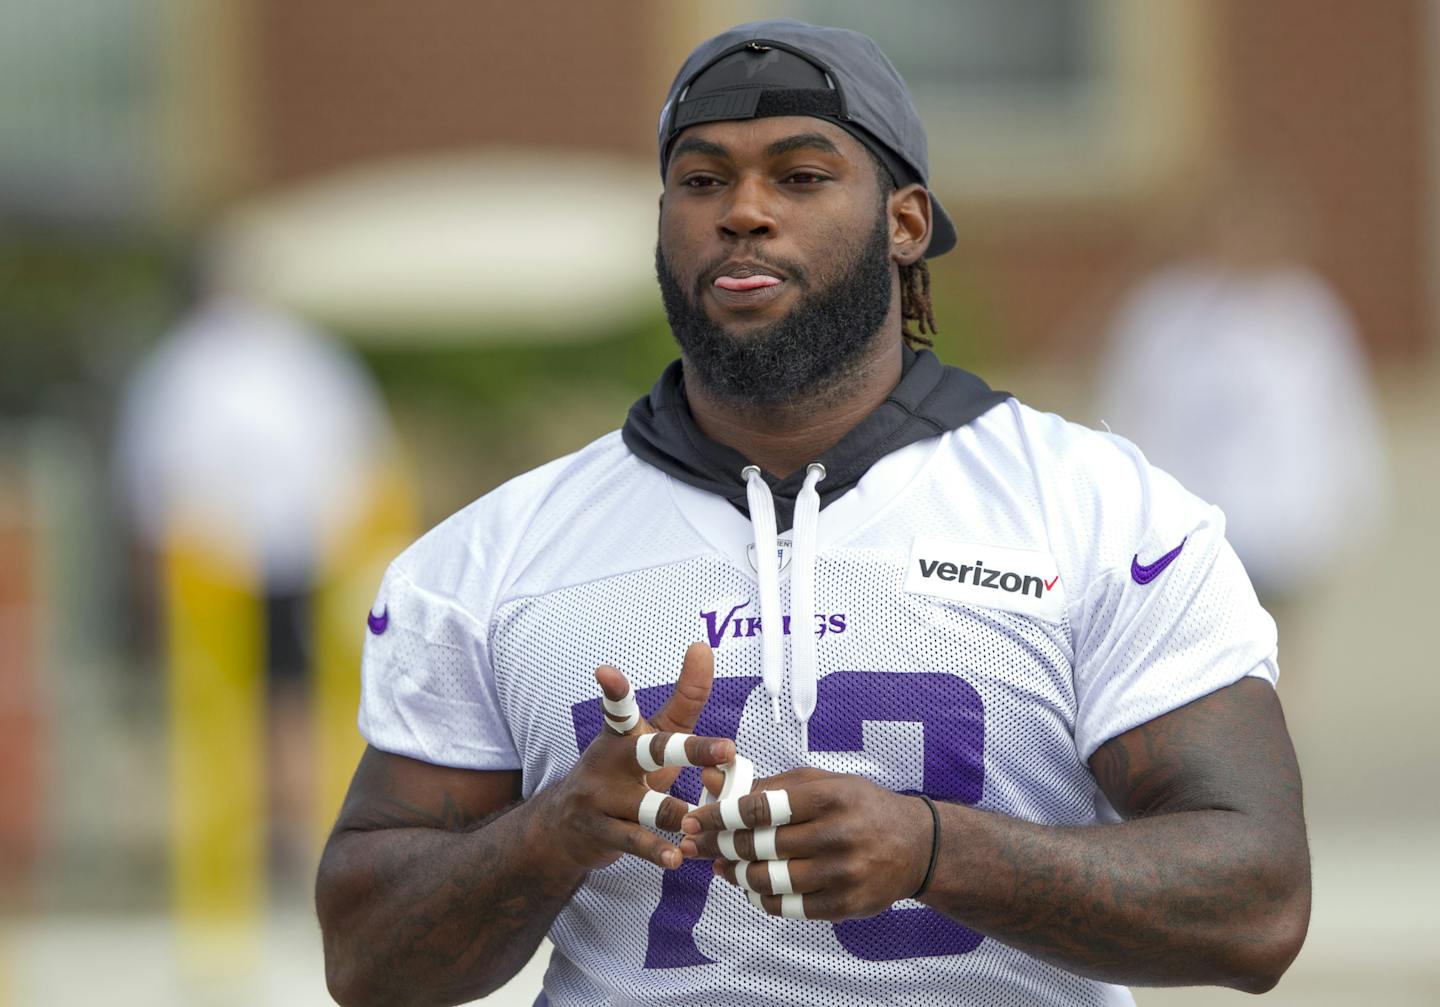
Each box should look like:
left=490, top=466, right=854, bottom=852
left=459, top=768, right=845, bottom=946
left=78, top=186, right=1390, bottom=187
left=682, top=176, right=722, bottom=189
left=784, top=172, right=830, bottom=185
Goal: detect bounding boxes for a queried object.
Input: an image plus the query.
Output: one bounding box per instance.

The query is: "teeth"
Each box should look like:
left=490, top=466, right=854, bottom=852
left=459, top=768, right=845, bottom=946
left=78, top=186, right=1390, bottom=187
left=715, top=275, right=781, bottom=292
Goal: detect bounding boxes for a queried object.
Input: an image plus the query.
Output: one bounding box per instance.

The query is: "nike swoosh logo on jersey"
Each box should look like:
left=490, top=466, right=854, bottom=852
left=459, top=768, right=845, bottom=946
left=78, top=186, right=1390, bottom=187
left=367, top=606, right=389, bottom=635
left=1130, top=538, right=1187, bottom=585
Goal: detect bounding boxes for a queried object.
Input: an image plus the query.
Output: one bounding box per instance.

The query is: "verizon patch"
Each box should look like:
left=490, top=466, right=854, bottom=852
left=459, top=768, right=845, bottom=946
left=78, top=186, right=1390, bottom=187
left=904, top=536, right=1066, bottom=622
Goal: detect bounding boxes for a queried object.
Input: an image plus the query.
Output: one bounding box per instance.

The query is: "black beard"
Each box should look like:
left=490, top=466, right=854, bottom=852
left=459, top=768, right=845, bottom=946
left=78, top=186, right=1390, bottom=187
left=655, top=211, right=894, bottom=408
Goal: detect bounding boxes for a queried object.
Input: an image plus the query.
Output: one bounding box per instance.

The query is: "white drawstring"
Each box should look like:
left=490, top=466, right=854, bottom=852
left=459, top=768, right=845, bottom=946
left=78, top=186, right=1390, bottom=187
left=789, top=463, right=825, bottom=732
left=743, top=466, right=785, bottom=723
left=742, top=463, right=825, bottom=732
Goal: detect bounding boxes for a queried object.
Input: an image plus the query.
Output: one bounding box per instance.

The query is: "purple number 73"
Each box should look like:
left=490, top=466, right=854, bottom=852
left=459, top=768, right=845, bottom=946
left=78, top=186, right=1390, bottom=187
left=569, top=670, right=984, bottom=967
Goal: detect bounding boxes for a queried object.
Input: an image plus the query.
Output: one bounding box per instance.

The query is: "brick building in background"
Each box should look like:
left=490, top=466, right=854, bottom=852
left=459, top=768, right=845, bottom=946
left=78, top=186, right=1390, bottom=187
left=146, top=0, right=1432, bottom=363
left=0, top=0, right=1419, bottom=358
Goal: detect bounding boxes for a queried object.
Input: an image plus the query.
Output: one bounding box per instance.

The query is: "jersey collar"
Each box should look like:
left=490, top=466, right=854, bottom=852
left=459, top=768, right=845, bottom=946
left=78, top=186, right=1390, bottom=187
left=622, top=347, right=1010, bottom=532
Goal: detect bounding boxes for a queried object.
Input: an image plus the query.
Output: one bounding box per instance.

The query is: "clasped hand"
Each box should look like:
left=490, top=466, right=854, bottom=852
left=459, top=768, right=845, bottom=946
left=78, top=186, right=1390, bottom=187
left=679, top=767, right=934, bottom=922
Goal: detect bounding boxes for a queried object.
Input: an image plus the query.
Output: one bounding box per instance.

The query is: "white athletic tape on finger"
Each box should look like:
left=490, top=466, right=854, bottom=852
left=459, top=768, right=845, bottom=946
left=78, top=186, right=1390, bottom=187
left=637, top=790, right=667, bottom=830
left=635, top=735, right=662, bottom=773
left=767, top=859, right=793, bottom=896
left=716, top=755, right=754, bottom=800
left=765, top=789, right=793, bottom=827
left=780, top=893, right=806, bottom=920
left=662, top=733, right=695, bottom=768
left=602, top=689, right=638, bottom=718
left=746, top=890, right=764, bottom=910
left=719, top=797, right=747, bottom=831
left=605, top=708, right=639, bottom=733
left=753, top=826, right=778, bottom=861
left=718, top=830, right=743, bottom=862
left=734, top=863, right=756, bottom=892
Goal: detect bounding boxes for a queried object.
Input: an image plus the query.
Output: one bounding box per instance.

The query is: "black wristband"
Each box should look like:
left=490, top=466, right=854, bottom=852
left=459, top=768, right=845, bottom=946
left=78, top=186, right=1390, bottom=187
left=913, top=794, right=941, bottom=899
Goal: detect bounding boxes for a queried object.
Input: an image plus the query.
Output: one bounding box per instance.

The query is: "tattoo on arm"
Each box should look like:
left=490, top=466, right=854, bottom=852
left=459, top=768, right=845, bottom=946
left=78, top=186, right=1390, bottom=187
left=922, top=679, right=1310, bottom=991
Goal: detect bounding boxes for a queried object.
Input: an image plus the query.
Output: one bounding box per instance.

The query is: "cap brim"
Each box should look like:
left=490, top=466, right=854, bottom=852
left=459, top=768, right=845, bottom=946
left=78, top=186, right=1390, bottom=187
left=926, top=192, right=956, bottom=259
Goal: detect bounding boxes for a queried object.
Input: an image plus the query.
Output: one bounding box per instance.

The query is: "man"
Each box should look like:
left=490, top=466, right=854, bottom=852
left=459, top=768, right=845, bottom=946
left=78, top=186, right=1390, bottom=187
left=317, top=20, right=1309, bottom=1006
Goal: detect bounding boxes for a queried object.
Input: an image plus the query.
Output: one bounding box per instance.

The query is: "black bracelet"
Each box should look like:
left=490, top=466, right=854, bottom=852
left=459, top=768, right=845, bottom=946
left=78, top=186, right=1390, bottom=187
left=913, top=794, right=942, bottom=898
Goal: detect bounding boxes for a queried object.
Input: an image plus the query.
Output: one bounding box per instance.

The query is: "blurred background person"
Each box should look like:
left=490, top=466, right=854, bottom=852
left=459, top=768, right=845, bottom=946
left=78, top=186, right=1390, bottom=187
left=1095, top=171, right=1389, bottom=616
left=112, top=246, right=399, bottom=889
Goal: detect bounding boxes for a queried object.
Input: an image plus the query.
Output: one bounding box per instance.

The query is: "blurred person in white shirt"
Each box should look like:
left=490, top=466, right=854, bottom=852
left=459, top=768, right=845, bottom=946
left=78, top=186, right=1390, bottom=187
left=1096, top=172, right=1388, bottom=606
left=114, top=251, right=398, bottom=885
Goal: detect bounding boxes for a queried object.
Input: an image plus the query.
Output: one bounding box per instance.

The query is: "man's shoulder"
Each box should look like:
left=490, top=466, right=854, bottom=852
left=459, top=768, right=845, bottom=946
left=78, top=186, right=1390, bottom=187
left=962, top=396, right=1149, bottom=485
left=955, top=397, right=1216, bottom=587
left=388, top=429, right=648, bottom=597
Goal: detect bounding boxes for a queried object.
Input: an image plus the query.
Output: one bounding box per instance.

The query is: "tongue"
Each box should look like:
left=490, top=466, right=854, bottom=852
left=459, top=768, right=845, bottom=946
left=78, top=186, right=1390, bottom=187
left=715, top=275, right=781, bottom=291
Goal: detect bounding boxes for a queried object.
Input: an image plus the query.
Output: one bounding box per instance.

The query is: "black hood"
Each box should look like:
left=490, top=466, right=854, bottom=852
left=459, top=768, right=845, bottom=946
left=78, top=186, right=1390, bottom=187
left=622, top=348, right=1010, bottom=532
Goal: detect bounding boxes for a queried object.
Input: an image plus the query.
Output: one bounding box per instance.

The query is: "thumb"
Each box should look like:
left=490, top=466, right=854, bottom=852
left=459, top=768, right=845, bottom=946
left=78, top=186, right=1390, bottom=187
left=594, top=664, right=632, bottom=703
left=650, top=642, right=714, bottom=734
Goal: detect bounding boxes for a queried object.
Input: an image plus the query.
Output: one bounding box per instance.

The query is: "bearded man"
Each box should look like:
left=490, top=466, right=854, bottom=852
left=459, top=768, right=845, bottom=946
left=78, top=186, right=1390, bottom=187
left=317, top=20, right=1309, bottom=1007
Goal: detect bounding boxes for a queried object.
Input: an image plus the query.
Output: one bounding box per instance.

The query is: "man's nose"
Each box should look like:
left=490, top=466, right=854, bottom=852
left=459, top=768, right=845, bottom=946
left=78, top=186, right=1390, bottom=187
left=717, top=175, right=775, bottom=240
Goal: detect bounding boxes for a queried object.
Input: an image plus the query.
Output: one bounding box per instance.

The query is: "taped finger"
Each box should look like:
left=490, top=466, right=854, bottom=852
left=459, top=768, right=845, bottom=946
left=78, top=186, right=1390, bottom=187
left=716, top=755, right=754, bottom=800
left=637, top=790, right=667, bottom=830
left=719, top=797, right=747, bottom=831
left=734, top=862, right=757, bottom=892
left=602, top=688, right=640, bottom=734
left=780, top=893, right=806, bottom=920
left=767, top=859, right=793, bottom=896
left=746, top=890, right=764, bottom=910
left=753, top=826, right=778, bottom=861
left=764, top=789, right=793, bottom=827
left=663, top=733, right=694, bottom=768
left=635, top=734, right=662, bottom=773
left=718, top=830, right=743, bottom=862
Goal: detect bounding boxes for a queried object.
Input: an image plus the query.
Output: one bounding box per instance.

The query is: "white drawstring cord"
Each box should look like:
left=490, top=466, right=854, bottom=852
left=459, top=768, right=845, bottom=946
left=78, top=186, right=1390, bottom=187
left=743, top=466, right=785, bottom=723
left=789, top=463, right=825, bottom=733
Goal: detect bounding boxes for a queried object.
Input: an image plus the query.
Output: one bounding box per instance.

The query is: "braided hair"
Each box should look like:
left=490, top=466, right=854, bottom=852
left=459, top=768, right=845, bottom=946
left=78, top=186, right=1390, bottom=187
left=864, top=146, right=937, bottom=350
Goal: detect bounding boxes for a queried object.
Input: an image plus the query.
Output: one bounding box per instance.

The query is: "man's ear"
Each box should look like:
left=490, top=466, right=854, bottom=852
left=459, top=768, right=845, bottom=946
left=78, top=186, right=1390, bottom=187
left=889, top=183, right=932, bottom=265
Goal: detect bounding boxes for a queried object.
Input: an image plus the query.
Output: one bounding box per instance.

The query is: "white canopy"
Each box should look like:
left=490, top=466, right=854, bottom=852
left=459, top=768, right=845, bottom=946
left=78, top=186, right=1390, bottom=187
left=214, top=150, right=661, bottom=344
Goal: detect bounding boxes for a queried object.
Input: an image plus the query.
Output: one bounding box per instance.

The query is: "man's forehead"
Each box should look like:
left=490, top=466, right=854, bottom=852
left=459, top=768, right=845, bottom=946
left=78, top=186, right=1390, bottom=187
left=669, top=116, right=866, bottom=162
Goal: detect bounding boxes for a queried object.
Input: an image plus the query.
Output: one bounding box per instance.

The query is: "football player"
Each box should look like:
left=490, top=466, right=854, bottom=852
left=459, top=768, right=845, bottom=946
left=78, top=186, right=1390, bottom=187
left=317, top=20, right=1309, bottom=1006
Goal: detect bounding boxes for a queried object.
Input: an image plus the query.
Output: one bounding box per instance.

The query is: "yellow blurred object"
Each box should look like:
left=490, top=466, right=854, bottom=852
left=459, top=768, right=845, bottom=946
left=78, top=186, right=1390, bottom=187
left=165, top=522, right=263, bottom=926
left=313, top=459, right=418, bottom=847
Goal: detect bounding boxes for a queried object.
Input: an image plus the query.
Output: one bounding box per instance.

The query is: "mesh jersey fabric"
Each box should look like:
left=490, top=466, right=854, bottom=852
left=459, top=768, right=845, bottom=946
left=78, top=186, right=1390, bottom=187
left=359, top=398, right=1277, bottom=1006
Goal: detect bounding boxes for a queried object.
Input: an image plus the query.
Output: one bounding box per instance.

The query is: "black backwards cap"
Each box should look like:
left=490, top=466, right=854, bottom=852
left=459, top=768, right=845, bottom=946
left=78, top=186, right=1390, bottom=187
left=658, top=18, right=956, bottom=258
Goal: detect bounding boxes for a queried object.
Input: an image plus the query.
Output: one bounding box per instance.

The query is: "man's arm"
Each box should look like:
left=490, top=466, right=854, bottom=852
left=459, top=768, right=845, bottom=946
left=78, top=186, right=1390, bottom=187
left=318, top=643, right=736, bottom=1007
left=682, top=677, right=1310, bottom=993
left=920, top=677, right=1310, bottom=991
left=315, top=750, right=574, bottom=1007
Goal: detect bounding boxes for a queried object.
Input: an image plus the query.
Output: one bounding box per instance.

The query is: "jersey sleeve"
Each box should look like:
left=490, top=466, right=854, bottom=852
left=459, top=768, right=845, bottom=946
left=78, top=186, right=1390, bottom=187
left=1056, top=427, right=1279, bottom=762
left=357, top=543, right=521, bottom=772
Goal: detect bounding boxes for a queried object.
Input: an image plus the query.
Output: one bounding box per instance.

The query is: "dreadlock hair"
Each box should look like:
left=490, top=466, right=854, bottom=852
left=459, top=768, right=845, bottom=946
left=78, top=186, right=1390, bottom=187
left=863, top=145, right=937, bottom=350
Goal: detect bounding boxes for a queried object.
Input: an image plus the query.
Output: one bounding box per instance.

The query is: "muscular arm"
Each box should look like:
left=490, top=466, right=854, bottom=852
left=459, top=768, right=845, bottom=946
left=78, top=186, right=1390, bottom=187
left=920, top=678, right=1311, bottom=991
left=317, top=644, right=731, bottom=1006
left=315, top=748, right=583, bottom=1007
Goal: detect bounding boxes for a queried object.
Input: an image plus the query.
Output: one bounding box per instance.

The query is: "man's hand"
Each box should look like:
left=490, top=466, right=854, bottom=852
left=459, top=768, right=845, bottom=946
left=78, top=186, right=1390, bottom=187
left=541, top=642, right=737, bottom=873
left=677, top=767, right=933, bottom=920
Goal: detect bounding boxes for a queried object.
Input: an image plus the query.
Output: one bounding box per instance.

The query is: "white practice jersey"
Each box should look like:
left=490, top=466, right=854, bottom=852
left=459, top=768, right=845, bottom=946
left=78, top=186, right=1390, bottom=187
left=360, top=398, right=1278, bottom=1007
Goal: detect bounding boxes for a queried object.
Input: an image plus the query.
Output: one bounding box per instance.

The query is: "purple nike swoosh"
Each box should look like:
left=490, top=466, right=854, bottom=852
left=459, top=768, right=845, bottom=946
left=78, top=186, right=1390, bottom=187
left=367, top=606, right=389, bottom=635
left=1131, top=538, right=1187, bottom=585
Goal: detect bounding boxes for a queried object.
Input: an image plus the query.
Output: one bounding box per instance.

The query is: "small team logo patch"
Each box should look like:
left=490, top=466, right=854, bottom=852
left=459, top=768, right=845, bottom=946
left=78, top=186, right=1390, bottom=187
left=904, top=536, right=1066, bottom=622
left=746, top=538, right=793, bottom=574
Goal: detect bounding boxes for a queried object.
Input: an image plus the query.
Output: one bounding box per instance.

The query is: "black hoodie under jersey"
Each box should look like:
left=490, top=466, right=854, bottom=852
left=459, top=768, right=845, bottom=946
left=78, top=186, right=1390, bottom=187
left=622, top=348, right=1011, bottom=533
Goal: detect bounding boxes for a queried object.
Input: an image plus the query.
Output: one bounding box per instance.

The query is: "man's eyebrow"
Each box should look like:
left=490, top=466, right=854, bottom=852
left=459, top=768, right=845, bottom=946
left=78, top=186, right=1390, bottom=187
left=670, top=137, right=730, bottom=161
left=764, top=133, right=842, bottom=158
left=669, top=132, right=844, bottom=163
